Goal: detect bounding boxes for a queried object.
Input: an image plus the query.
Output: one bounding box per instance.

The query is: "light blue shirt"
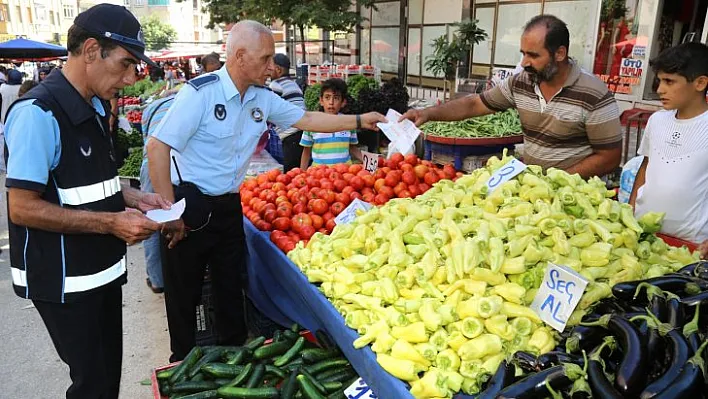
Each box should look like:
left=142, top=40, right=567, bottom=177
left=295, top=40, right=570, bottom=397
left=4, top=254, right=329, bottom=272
left=4, top=98, right=105, bottom=192
left=152, top=66, right=305, bottom=195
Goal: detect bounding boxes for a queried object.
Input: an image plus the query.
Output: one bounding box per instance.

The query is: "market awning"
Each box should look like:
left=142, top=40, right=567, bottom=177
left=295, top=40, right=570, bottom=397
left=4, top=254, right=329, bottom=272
left=151, top=47, right=224, bottom=61
left=0, top=38, right=67, bottom=59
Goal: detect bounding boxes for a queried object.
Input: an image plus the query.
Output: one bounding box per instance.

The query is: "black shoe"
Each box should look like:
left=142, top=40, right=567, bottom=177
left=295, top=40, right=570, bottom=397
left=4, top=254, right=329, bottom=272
left=146, top=278, right=164, bottom=294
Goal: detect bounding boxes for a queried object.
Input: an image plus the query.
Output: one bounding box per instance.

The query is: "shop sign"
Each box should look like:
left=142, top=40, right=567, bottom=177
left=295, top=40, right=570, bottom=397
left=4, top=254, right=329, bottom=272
left=360, top=150, right=379, bottom=174
left=530, top=263, right=589, bottom=332
left=632, top=45, right=646, bottom=58
left=620, top=58, right=643, bottom=78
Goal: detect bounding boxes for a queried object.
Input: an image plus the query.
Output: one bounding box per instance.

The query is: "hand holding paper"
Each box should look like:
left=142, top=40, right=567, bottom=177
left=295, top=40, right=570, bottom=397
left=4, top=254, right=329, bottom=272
left=146, top=198, right=186, bottom=224
left=377, top=109, right=422, bottom=155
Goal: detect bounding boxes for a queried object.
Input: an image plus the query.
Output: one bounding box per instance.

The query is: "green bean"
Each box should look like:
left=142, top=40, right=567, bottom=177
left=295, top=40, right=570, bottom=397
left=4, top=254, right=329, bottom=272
left=421, top=109, right=522, bottom=138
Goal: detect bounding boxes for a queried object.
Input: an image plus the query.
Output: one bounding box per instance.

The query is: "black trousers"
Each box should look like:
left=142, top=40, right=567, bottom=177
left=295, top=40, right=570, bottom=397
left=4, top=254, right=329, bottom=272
left=161, top=194, right=248, bottom=361
left=33, top=283, right=123, bottom=399
left=281, top=131, right=304, bottom=172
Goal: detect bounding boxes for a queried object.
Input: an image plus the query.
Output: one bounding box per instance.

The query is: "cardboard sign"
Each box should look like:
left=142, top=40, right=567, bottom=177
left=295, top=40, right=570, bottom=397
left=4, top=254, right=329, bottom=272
left=344, top=378, right=378, bottom=399
left=487, top=159, right=527, bottom=193
left=376, top=109, right=421, bottom=156
left=620, top=58, right=644, bottom=78
left=530, top=263, right=589, bottom=332
left=334, top=198, right=373, bottom=225
left=361, top=151, right=379, bottom=174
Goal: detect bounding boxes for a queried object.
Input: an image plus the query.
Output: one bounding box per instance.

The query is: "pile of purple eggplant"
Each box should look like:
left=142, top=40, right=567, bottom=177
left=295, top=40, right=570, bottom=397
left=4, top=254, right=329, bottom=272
left=473, top=261, right=708, bottom=399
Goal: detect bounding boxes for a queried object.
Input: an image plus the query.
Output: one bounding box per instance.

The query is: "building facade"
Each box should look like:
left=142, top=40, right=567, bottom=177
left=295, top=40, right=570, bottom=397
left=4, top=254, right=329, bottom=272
left=0, top=0, right=72, bottom=43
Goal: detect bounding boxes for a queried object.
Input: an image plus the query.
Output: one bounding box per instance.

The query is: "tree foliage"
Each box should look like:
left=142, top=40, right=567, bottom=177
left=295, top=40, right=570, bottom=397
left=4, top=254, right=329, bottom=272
left=141, top=16, right=178, bottom=51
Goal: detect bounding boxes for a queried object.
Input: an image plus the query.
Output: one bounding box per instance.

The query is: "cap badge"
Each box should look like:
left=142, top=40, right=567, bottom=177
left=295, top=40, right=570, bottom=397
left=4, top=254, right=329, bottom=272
left=251, top=107, right=263, bottom=123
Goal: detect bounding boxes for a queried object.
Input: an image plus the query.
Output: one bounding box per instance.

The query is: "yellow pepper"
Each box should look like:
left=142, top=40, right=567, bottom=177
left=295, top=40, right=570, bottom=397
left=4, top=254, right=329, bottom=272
left=409, top=368, right=449, bottom=398
left=428, top=328, right=449, bottom=352
left=459, top=359, right=483, bottom=379
left=484, top=315, right=516, bottom=341
left=447, top=331, right=469, bottom=352
left=419, top=301, right=443, bottom=332
left=476, top=295, right=503, bottom=319
left=500, top=256, right=527, bottom=275
left=377, top=353, right=421, bottom=382
left=457, top=297, right=481, bottom=319
left=527, top=326, right=555, bottom=355
left=458, top=333, right=503, bottom=361
left=470, top=268, right=506, bottom=286
left=482, top=353, right=506, bottom=375
left=415, top=343, right=438, bottom=363
left=435, top=348, right=461, bottom=372
left=371, top=331, right=396, bottom=353
left=353, top=319, right=388, bottom=349
left=501, top=301, right=542, bottom=323
left=439, top=368, right=464, bottom=392
left=400, top=287, right=426, bottom=300
left=391, top=338, right=432, bottom=368
left=443, top=290, right=462, bottom=308
left=391, top=321, right=429, bottom=343
left=492, top=282, right=526, bottom=305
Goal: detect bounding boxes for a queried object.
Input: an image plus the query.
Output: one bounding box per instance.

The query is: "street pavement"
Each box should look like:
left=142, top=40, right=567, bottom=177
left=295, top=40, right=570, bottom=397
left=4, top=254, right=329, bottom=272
left=0, top=175, right=171, bottom=398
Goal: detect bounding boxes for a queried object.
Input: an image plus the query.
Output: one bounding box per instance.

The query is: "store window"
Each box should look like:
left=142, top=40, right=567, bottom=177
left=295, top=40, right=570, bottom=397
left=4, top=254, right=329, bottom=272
left=371, top=27, right=399, bottom=73
left=421, top=25, right=447, bottom=77
left=62, top=5, right=74, bottom=19
left=407, top=27, right=421, bottom=76
left=495, top=3, right=542, bottom=66
left=0, top=5, right=8, bottom=22
left=543, top=0, right=598, bottom=71
left=472, top=7, right=494, bottom=65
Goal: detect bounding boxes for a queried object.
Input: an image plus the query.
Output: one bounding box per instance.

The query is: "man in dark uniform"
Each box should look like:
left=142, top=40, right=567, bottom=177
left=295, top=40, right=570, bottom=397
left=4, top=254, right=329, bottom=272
left=3, top=5, right=169, bottom=398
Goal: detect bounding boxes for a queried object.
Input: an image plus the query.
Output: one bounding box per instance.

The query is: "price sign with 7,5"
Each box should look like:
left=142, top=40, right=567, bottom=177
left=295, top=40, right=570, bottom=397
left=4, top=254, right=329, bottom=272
left=361, top=151, right=379, bottom=173
left=487, top=159, right=527, bottom=194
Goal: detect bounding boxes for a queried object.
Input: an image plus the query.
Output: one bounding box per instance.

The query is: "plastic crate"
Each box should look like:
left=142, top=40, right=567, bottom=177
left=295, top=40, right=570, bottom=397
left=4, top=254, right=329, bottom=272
left=657, top=233, right=698, bottom=252
left=195, top=274, right=217, bottom=346
left=424, top=139, right=516, bottom=170
left=266, top=125, right=284, bottom=164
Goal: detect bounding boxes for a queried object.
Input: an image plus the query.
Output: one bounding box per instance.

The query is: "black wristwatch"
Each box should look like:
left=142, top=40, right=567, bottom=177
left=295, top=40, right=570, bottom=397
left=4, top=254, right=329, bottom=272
left=356, top=114, right=362, bottom=130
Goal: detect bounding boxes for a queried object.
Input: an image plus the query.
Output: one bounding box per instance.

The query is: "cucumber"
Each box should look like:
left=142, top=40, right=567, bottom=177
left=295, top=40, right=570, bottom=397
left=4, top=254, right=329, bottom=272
left=264, top=365, right=287, bottom=380
left=273, top=330, right=282, bottom=342
left=283, top=358, right=305, bottom=371
left=216, top=386, right=279, bottom=398
left=214, top=378, right=232, bottom=386
left=315, top=366, right=350, bottom=381
left=170, top=381, right=219, bottom=394
left=280, top=369, right=299, bottom=399
left=254, top=341, right=292, bottom=360
left=290, top=323, right=300, bottom=333
left=322, top=382, right=343, bottom=393
left=246, top=364, right=265, bottom=388
left=282, top=329, right=300, bottom=342
left=188, top=350, right=222, bottom=379
left=175, top=391, right=218, bottom=399
left=190, top=373, right=206, bottom=382
left=274, top=337, right=306, bottom=367
left=262, top=378, right=279, bottom=387
left=244, top=336, right=267, bottom=351
left=301, top=349, right=340, bottom=364
left=314, top=331, right=334, bottom=350
left=300, top=369, right=326, bottom=395
left=305, top=359, right=349, bottom=375
left=226, top=348, right=249, bottom=365
left=297, top=374, right=326, bottom=399
left=319, top=370, right=356, bottom=384
left=224, top=363, right=253, bottom=388
left=325, top=390, right=345, bottom=399
left=169, top=347, right=204, bottom=385
left=157, top=366, right=176, bottom=380
left=201, top=363, right=244, bottom=379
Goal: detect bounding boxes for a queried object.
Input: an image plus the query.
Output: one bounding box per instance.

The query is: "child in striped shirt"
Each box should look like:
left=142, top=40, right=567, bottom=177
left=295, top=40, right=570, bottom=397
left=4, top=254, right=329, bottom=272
left=300, top=79, right=361, bottom=170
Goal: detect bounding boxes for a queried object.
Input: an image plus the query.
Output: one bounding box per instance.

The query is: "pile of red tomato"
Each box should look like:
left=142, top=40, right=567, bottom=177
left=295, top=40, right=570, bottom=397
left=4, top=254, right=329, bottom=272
left=240, top=153, right=460, bottom=253
left=118, top=96, right=141, bottom=107
left=126, top=110, right=143, bottom=124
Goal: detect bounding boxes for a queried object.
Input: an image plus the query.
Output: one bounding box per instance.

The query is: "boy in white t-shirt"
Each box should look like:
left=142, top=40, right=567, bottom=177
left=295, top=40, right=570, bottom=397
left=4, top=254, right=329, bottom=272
left=629, top=43, right=708, bottom=259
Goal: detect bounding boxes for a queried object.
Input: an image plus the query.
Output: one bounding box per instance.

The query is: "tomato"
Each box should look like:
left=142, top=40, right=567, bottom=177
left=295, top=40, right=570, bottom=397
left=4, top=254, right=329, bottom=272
left=257, top=220, right=272, bottom=231
left=335, top=164, right=349, bottom=174
left=292, top=176, right=307, bottom=188
left=349, top=192, right=362, bottom=202
left=424, top=172, right=440, bottom=186
left=258, top=189, right=269, bottom=201
left=333, top=179, right=347, bottom=192
left=325, top=219, right=336, bottom=233
left=362, top=192, right=375, bottom=203
left=271, top=230, right=286, bottom=242
left=356, top=170, right=369, bottom=178
left=398, top=190, right=412, bottom=198
left=308, top=199, right=329, bottom=215
left=378, top=156, right=385, bottom=167
left=281, top=240, right=296, bottom=253
left=393, top=182, right=408, bottom=196
left=274, top=195, right=289, bottom=206
left=287, top=231, right=301, bottom=242
left=443, top=165, right=456, bottom=179
left=240, top=191, right=254, bottom=205
left=402, top=171, right=417, bottom=186
left=310, top=214, right=324, bottom=230
left=320, top=180, right=334, bottom=191
left=276, top=203, right=293, bottom=218
left=242, top=179, right=258, bottom=191
left=374, top=178, right=386, bottom=192
left=341, top=186, right=355, bottom=196
left=349, top=164, right=363, bottom=175
left=308, top=188, right=321, bottom=201
left=267, top=169, right=280, bottom=181
left=306, top=176, right=320, bottom=188
left=418, top=182, right=430, bottom=193
left=374, top=193, right=389, bottom=205
left=350, top=176, right=364, bottom=191
left=293, top=193, right=308, bottom=205
left=373, top=169, right=386, bottom=180
left=275, top=174, right=291, bottom=184
left=384, top=173, right=400, bottom=187
left=256, top=174, right=269, bottom=185
left=385, top=159, right=399, bottom=169
left=335, top=192, right=350, bottom=205
left=408, top=184, right=421, bottom=197
left=400, top=163, right=414, bottom=173
left=264, top=191, right=277, bottom=204
left=299, top=225, right=316, bottom=240
left=263, top=209, right=277, bottom=223
left=330, top=202, right=346, bottom=216
left=272, top=217, right=291, bottom=231
left=403, top=154, right=419, bottom=165
left=321, top=190, right=336, bottom=204
left=288, top=167, right=302, bottom=176
left=291, top=213, right=313, bottom=233
left=322, top=211, right=334, bottom=221
left=342, top=173, right=355, bottom=183
left=413, top=164, right=429, bottom=179
left=271, top=182, right=286, bottom=193
left=361, top=187, right=374, bottom=196
left=361, top=175, right=376, bottom=188
left=292, top=203, right=306, bottom=215
left=390, top=153, right=404, bottom=164
left=313, top=168, right=325, bottom=180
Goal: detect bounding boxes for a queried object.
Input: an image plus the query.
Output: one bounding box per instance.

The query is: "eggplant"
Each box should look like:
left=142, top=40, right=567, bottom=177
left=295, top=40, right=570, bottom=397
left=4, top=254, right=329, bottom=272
left=680, top=290, right=708, bottom=307
left=582, top=314, right=647, bottom=396
left=667, top=297, right=685, bottom=328
left=476, top=359, right=516, bottom=399
left=683, top=304, right=705, bottom=354
left=695, top=261, right=708, bottom=280
left=565, top=325, right=606, bottom=354
left=675, top=262, right=702, bottom=277
left=496, top=364, right=580, bottom=399
left=587, top=338, right=623, bottom=399
left=640, top=329, right=692, bottom=399
left=536, top=351, right=585, bottom=370
left=511, top=351, right=538, bottom=373
left=653, top=341, right=708, bottom=399
left=592, top=298, right=629, bottom=314
left=613, top=276, right=705, bottom=301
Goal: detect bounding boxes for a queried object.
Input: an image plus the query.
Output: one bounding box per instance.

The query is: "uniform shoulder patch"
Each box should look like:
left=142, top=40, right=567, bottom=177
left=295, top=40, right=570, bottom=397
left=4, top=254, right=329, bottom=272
left=187, top=74, right=219, bottom=90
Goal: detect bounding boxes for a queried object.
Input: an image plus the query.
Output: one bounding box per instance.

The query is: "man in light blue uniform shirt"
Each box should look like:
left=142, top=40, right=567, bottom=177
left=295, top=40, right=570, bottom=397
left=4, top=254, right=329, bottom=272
left=147, top=20, right=386, bottom=361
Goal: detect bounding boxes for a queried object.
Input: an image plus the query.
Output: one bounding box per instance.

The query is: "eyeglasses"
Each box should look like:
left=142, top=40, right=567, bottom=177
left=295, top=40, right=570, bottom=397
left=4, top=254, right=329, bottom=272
left=103, top=31, right=144, bottom=48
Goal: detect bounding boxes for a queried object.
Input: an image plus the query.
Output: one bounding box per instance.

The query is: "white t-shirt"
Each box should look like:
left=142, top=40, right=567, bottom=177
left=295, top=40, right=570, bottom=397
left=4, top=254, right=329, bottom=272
left=635, top=109, right=708, bottom=243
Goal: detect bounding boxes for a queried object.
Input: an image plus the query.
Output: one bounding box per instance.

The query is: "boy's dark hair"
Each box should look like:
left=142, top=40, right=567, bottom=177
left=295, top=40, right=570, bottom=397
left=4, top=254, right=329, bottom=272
left=18, top=80, right=38, bottom=97
left=66, top=24, right=118, bottom=57
left=524, top=15, right=570, bottom=58
left=320, top=78, right=348, bottom=98
left=650, top=42, right=708, bottom=91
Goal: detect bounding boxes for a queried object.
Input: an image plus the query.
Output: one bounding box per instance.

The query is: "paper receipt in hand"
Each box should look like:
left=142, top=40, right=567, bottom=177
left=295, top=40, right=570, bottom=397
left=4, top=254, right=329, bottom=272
left=376, top=109, right=421, bottom=154
left=146, top=198, right=186, bottom=223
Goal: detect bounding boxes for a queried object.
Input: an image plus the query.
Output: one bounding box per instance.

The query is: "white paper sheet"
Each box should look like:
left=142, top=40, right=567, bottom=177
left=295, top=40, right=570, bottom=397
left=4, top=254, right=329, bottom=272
left=376, top=109, right=421, bottom=155
left=146, top=198, right=186, bottom=223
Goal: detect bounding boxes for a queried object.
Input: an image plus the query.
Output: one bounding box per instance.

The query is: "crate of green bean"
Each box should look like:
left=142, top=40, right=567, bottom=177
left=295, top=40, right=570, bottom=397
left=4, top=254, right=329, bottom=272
left=421, top=109, right=522, bottom=138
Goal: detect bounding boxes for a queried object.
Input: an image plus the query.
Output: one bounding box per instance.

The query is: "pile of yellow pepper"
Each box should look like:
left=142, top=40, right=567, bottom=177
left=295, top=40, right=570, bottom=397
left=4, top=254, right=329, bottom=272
left=287, top=152, right=699, bottom=398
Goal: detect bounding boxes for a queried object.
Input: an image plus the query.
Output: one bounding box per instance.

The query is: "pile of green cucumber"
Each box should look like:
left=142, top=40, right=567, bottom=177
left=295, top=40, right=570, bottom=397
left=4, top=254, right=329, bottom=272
left=155, top=325, right=359, bottom=399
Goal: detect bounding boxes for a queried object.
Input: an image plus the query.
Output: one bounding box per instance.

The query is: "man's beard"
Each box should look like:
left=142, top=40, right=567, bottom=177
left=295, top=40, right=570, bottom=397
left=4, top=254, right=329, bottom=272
left=525, top=60, right=559, bottom=83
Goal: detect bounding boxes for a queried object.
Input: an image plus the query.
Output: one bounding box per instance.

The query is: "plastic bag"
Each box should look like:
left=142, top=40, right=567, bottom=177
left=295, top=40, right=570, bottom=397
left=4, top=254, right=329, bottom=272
left=617, top=156, right=644, bottom=203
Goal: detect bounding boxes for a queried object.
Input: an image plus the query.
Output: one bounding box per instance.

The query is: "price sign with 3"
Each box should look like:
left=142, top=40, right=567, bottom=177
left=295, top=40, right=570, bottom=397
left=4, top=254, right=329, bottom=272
left=361, top=151, right=379, bottom=173
left=487, top=159, right=527, bottom=193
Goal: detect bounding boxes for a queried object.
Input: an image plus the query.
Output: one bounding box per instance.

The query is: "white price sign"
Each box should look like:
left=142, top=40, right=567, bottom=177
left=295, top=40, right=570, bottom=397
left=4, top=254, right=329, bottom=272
left=361, top=151, right=379, bottom=173
left=530, top=263, right=589, bottom=332
left=344, top=378, right=378, bottom=399
left=334, top=198, right=373, bottom=226
left=487, top=159, right=527, bottom=193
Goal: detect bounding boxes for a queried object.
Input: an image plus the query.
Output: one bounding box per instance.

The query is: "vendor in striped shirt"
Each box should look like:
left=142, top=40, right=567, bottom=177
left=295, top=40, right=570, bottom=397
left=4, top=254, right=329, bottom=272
left=300, top=79, right=362, bottom=169
left=401, top=15, right=623, bottom=179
